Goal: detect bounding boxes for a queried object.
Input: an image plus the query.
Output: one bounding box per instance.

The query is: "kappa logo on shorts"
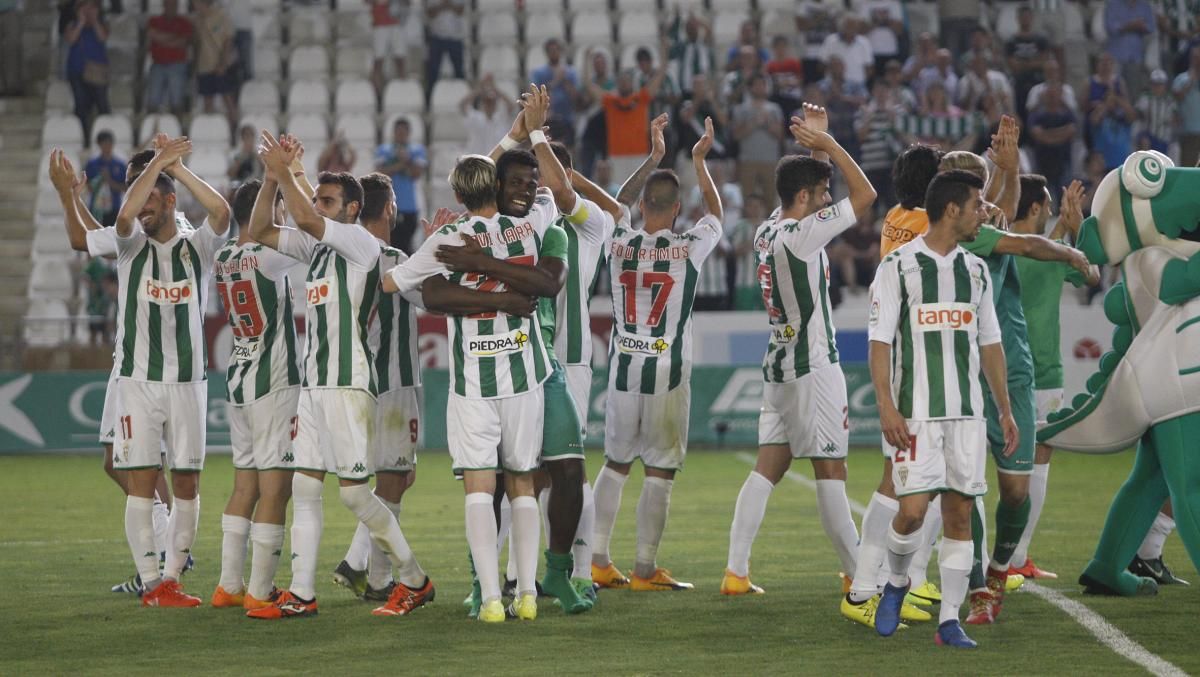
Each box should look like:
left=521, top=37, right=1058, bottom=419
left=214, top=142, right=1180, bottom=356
left=615, top=330, right=670, bottom=356
left=351, top=463, right=367, bottom=474
left=306, top=276, right=334, bottom=306
left=140, top=278, right=194, bottom=305
left=821, top=442, right=838, bottom=455
left=467, top=329, right=530, bottom=357
left=913, top=302, right=976, bottom=331
left=282, top=452, right=294, bottom=463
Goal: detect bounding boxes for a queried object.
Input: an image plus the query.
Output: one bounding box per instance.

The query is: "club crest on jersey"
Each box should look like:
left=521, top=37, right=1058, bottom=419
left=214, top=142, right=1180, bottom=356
left=615, top=330, right=671, bottom=355
left=815, top=204, right=840, bottom=222
left=306, top=277, right=334, bottom=306
left=913, top=302, right=976, bottom=330
left=771, top=323, right=797, bottom=343
left=468, top=329, right=530, bottom=357
left=140, top=278, right=193, bottom=305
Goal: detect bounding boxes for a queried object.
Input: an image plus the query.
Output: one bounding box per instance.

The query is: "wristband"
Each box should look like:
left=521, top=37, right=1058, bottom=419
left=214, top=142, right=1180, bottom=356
left=529, top=130, right=548, bottom=147
left=499, top=135, right=519, bottom=151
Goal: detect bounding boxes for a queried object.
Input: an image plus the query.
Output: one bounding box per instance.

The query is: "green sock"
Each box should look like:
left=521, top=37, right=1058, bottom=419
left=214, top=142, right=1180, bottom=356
left=969, top=502, right=986, bottom=590
left=466, top=551, right=482, bottom=618
left=992, top=497, right=1032, bottom=571
left=541, top=549, right=593, bottom=614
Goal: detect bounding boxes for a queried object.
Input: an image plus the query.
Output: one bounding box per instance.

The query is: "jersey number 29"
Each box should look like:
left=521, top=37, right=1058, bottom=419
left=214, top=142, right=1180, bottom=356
left=217, top=280, right=265, bottom=338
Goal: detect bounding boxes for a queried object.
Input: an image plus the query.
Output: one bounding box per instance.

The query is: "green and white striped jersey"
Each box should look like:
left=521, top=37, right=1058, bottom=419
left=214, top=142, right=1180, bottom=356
left=868, top=236, right=1001, bottom=421
left=373, top=244, right=423, bottom=393
left=85, top=214, right=193, bottom=258
left=756, top=199, right=854, bottom=383
left=109, top=218, right=226, bottom=383
left=390, top=192, right=558, bottom=400
left=213, top=240, right=301, bottom=405
left=553, top=197, right=622, bottom=367
left=606, top=213, right=723, bottom=394
left=276, top=218, right=382, bottom=395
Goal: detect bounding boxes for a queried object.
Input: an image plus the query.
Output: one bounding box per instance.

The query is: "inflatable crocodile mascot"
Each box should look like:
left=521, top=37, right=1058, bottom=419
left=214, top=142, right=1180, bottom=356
left=1037, top=150, right=1200, bottom=596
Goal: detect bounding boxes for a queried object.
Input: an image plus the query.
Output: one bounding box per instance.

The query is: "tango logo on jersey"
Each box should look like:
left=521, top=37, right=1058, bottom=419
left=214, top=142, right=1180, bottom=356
left=140, top=278, right=193, bottom=305
left=771, top=324, right=797, bottom=343
left=615, top=330, right=671, bottom=356
left=467, top=329, right=530, bottom=357
left=306, top=277, right=334, bottom=306
left=914, top=302, right=976, bottom=330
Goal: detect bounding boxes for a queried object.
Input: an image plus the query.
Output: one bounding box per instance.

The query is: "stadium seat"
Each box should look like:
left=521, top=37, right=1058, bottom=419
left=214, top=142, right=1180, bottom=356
left=429, top=79, right=471, bottom=115
left=138, top=114, right=183, bottom=146
left=430, top=143, right=466, bottom=180
left=614, top=0, right=659, bottom=14
left=254, top=44, right=282, bottom=80
left=336, top=10, right=372, bottom=46
left=240, top=79, right=281, bottom=116
left=710, top=0, right=747, bottom=10
left=761, top=9, right=797, bottom=38
left=188, top=147, right=228, bottom=178
left=286, top=113, right=330, bottom=148
left=34, top=192, right=65, bottom=222
left=42, top=114, right=84, bottom=150
left=287, top=79, right=331, bottom=115
left=253, top=12, right=282, bottom=46
left=525, top=0, right=563, bottom=11
left=32, top=228, right=73, bottom=260
left=527, top=44, right=549, bottom=75
left=478, top=45, right=522, bottom=82
left=476, top=0, right=514, bottom=11
left=570, top=0, right=608, bottom=10
left=334, top=113, right=379, bottom=146
left=431, top=114, right=468, bottom=144
left=335, top=79, right=378, bottom=116
left=44, top=80, right=72, bottom=115
left=27, top=260, right=73, bottom=301
left=90, top=114, right=134, bottom=150
left=382, top=79, right=425, bottom=115
left=571, top=11, right=614, bottom=46
left=23, top=299, right=71, bottom=347
left=336, top=46, right=373, bottom=78
left=240, top=113, right=282, bottom=140
left=288, top=9, right=334, bottom=44
left=383, top=112, right=426, bottom=144
left=757, top=0, right=793, bottom=10
left=250, top=0, right=283, bottom=11
left=712, top=12, right=751, bottom=50
left=525, top=14, right=567, bottom=44
left=350, top=145, right=376, bottom=177
left=617, top=11, right=660, bottom=44
left=189, top=114, right=232, bottom=146
left=289, top=45, right=331, bottom=82
left=476, top=12, right=519, bottom=46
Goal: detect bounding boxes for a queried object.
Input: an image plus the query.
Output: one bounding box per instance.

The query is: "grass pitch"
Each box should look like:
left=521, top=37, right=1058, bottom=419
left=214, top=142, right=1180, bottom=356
left=0, top=449, right=1196, bottom=675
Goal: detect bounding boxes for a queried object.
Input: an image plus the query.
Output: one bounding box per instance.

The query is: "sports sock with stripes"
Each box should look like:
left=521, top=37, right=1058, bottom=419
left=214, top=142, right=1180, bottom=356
left=816, top=479, right=858, bottom=575
left=466, top=492, right=501, bottom=603
left=908, top=495, right=941, bottom=590
left=572, top=482, right=595, bottom=580
left=510, top=495, right=540, bottom=596
left=849, top=492, right=897, bottom=602
left=289, top=473, right=324, bottom=601
left=1138, top=511, right=1176, bottom=560
left=633, top=477, right=673, bottom=579
left=886, top=522, right=923, bottom=588
left=939, top=538, right=973, bottom=624
left=218, top=514, right=251, bottom=594
left=591, top=465, right=628, bottom=566
left=125, top=495, right=161, bottom=589
left=991, top=495, right=1031, bottom=571
left=247, top=521, right=285, bottom=601
left=1012, top=463, right=1049, bottom=568
left=726, top=471, right=773, bottom=578
left=164, top=496, right=199, bottom=580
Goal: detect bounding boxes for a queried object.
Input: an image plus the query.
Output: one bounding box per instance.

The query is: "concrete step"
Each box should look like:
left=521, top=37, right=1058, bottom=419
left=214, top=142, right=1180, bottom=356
left=0, top=220, right=34, bottom=238
left=0, top=184, right=39, bottom=201
left=0, top=242, right=32, bottom=259
left=0, top=296, right=30, bottom=319
left=0, top=98, right=42, bottom=116
left=0, top=204, right=34, bottom=221
left=0, top=115, right=43, bottom=134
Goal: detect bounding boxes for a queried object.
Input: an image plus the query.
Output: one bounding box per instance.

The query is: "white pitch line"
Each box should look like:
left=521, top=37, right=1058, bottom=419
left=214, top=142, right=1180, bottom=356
left=734, top=452, right=1186, bottom=677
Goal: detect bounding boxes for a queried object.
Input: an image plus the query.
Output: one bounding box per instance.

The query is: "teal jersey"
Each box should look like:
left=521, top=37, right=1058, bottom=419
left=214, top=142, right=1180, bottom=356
left=1014, top=245, right=1087, bottom=389
left=537, top=224, right=570, bottom=358
left=962, top=225, right=1034, bottom=383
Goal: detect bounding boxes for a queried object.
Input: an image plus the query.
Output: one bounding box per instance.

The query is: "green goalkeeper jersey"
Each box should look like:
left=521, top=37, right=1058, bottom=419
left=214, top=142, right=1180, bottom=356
left=1014, top=246, right=1087, bottom=389
left=962, top=224, right=1034, bottom=384
left=537, top=224, right=570, bottom=361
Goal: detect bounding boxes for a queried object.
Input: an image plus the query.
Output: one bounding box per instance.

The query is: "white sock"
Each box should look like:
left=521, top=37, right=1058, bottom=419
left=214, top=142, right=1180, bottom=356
left=345, top=522, right=372, bottom=571
left=289, top=473, right=324, bottom=600
left=974, top=495, right=990, bottom=576
left=909, top=495, right=941, bottom=589
left=505, top=528, right=519, bottom=582
left=726, top=471, right=774, bottom=577
left=1012, top=463, right=1049, bottom=568
left=886, top=522, right=923, bottom=588
left=850, top=492, right=897, bottom=601
left=816, top=479, right=859, bottom=575
left=1137, top=511, right=1177, bottom=560
left=466, top=492, right=501, bottom=603
left=496, top=493, right=511, bottom=558
left=591, top=466, right=628, bottom=565
left=634, top=476, right=673, bottom=578
left=247, top=521, right=285, bottom=600
left=218, top=514, right=251, bottom=593
left=939, top=538, right=973, bottom=624
left=572, top=482, right=595, bottom=580
left=151, top=498, right=170, bottom=559
left=125, top=496, right=160, bottom=587
left=339, top=484, right=424, bottom=588
left=164, top=496, right=199, bottom=580
left=510, top=495, right=540, bottom=596
left=538, top=486, right=552, bottom=549
left=367, top=499, right=403, bottom=590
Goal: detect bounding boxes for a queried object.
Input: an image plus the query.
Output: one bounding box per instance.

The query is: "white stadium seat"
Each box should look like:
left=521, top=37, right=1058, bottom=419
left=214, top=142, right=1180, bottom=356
left=524, top=0, right=562, bottom=10
left=429, top=79, right=470, bottom=115
left=476, top=12, right=519, bottom=46
left=478, top=45, right=522, bottom=82
left=571, top=11, right=614, bottom=46
left=138, top=114, right=183, bottom=147
left=336, top=46, right=373, bottom=78
left=254, top=44, right=282, bottom=80
left=287, top=113, right=330, bottom=148
left=336, top=10, right=372, bottom=46
left=712, top=12, right=750, bottom=49
left=475, top=0, right=513, bottom=12
left=290, top=46, right=331, bottom=81
left=618, top=11, right=660, bottom=44
left=253, top=12, right=282, bottom=45
left=240, top=79, right=281, bottom=116
left=570, top=0, right=608, bottom=10
left=334, top=113, right=379, bottom=146
left=430, top=143, right=466, bottom=179
left=23, top=299, right=71, bottom=347
left=614, top=0, right=658, bottom=14
left=335, top=78, right=378, bottom=115
left=44, top=80, right=72, bottom=115
left=431, top=114, right=468, bottom=143
left=90, top=113, right=134, bottom=150
left=189, top=114, right=231, bottom=146
left=287, top=79, right=331, bottom=115
left=288, top=9, right=334, bottom=44
left=382, top=79, right=425, bottom=114
left=188, top=148, right=228, bottom=178
left=350, top=144, right=376, bottom=177
left=32, top=228, right=74, bottom=260
left=240, top=114, right=282, bottom=140
left=42, top=114, right=84, bottom=150
left=525, top=14, right=566, bottom=44
left=27, top=260, right=73, bottom=300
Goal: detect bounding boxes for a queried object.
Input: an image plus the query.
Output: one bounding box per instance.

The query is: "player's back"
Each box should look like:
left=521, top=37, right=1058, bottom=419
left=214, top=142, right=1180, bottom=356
left=213, top=240, right=301, bottom=404
left=373, top=245, right=421, bottom=393
left=606, top=214, right=722, bottom=394
left=553, top=199, right=621, bottom=367
left=880, top=204, right=928, bottom=257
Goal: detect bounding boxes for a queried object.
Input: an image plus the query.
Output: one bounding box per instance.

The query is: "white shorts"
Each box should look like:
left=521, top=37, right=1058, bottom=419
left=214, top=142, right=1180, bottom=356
left=447, top=389, right=544, bottom=473
left=372, top=24, right=408, bottom=59
left=114, top=379, right=207, bottom=472
left=564, top=364, right=592, bottom=437
left=886, top=419, right=988, bottom=497
left=604, top=383, right=690, bottom=471
left=228, top=387, right=300, bottom=471
left=293, top=388, right=376, bottom=481
left=757, top=364, right=849, bottom=458
left=1035, top=388, right=1065, bottom=425
left=100, top=369, right=118, bottom=444
left=375, top=386, right=420, bottom=473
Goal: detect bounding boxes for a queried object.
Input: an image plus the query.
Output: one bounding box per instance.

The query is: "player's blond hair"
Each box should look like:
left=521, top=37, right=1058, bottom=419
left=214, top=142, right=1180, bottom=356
left=939, top=151, right=988, bottom=183
left=449, top=154, right=498, bottom=211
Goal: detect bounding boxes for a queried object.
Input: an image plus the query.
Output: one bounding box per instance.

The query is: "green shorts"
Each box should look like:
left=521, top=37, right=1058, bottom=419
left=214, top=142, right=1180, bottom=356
left=542, top=363, right=585, bottom=461
left=984, top=374, right=1035, bottom=474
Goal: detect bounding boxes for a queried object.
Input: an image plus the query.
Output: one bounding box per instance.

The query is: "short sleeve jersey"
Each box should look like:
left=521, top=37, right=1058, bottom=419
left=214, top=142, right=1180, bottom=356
left=554, top=198, right=623, bottom=367
left=1015, top=248, right=1087, bottom=389
left=880, top=204, right=929, bottom=257
left=961, top=224, right=1034, bottom=384
left=276, top=218, right=382, bottom=394
left=756, top=198, right=856, bottom=383
left=213, top=240, right=301, bottom=404
left=390, top=191, right=559, bottom=400
left=869, top=236, right=1001, bottom=421
left=112, top=218, right=225, bottom=383
left=372, top=244, right=423, bottom=393
left=606, top=212, right=723, bottom=394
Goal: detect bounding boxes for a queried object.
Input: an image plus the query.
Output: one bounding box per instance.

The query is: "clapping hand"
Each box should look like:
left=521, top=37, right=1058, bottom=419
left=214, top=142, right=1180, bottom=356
left=691, top=116, right=715, bottom=158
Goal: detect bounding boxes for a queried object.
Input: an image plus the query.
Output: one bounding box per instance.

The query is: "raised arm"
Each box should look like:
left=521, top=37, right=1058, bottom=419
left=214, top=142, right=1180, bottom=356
left=571, top=171, right=622, bottom=221
left=261, top=131, right=325, bottom=240
left=790, top=112, right=877, bottom=220
left=248, top=173, right=282, bottom=249
left=617, top=113, right=668, bottom=207
left=281, top=134, right=316, bottom=200
left=48, top=149, right=102, bottom=251
left=116, top=137, right=191, bottom=238
left=158, top=137, right=231, bottom=235
left=797, top=102, right=830, bottom=163
left=985, top=116, right=1020, bottom=222
left=523, top=84, right=577, bottom=214
left=488, top=108, right=531, bottom=163
left=692, top=116, right=723, bottom=222
left=435, top=232, right=566, bottom=297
